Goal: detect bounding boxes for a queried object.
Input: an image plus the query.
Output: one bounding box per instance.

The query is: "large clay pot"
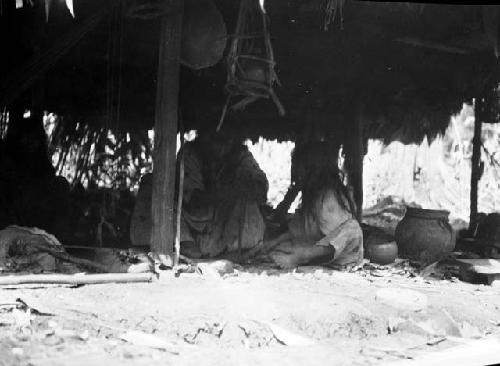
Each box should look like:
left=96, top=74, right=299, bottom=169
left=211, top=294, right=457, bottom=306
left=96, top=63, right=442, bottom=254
left=366, top=241, right=398, bottom=265
left=395, top=207, right=455, bottom=264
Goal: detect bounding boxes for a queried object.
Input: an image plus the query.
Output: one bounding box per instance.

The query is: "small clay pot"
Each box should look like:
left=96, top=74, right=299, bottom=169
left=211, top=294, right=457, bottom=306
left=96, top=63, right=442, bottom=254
left=366, top=242, right=398, bottom=265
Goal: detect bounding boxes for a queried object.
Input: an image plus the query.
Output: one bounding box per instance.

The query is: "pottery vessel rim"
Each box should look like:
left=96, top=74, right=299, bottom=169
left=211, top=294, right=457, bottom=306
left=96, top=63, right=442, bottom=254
left=404, top=206, right=450, bottom=219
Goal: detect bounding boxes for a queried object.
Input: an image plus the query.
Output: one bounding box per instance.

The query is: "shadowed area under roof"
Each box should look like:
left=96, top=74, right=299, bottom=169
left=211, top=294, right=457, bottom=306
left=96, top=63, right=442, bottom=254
left=1, top=0, right=499, bottom=144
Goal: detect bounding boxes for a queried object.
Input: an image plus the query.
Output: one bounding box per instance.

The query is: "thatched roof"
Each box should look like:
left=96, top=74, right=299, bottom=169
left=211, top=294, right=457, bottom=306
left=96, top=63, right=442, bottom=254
left=1, top=0, right=499, bottom=144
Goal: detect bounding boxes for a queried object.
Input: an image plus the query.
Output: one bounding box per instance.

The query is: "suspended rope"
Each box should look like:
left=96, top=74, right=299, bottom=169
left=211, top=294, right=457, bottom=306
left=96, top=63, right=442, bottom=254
left=115, top=0, right=125, bottom=132
left=218, top=0, right=284, bottom=132
left=105, top=4, right=124, bottom=132
left=105, top=13, right=113, bottom=132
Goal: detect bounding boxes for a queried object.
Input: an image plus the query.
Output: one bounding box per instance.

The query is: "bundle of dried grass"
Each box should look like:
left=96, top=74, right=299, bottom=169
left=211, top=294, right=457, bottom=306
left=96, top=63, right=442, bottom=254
left=322, top=0, right=345, bottom=31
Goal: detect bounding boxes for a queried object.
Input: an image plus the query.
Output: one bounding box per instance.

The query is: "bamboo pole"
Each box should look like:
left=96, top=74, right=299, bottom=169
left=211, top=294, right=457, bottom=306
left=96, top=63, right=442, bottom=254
left=345, top=106, right=364, bottom=220
left=174, top=120, right=185, bottom=267
left=469, top=97, right=484, bottom=232
left=151, top=0, right=184, bottom=256
left=0, top=273, right=153, bottom=286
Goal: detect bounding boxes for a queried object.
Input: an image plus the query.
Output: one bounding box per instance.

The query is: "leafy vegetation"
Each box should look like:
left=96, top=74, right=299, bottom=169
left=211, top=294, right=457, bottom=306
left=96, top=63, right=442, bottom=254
left=38, top=104, right=500, bottom=225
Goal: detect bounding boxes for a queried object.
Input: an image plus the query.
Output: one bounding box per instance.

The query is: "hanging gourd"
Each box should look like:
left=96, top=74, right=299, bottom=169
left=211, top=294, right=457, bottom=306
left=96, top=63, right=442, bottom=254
left=126, top=0, right=226, bottom=69
left=181, top=0, right=226, bottom=70
left=218, top=0, right=284, bottom=131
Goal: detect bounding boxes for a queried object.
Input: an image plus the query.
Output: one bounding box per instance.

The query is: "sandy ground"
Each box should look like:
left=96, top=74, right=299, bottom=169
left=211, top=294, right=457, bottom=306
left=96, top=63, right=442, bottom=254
left=1, top=264, right=500, bottom=366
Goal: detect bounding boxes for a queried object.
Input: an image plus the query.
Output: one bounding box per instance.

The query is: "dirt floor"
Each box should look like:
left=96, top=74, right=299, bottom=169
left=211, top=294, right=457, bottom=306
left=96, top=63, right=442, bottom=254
left=1, top=262, right=500, bottom=366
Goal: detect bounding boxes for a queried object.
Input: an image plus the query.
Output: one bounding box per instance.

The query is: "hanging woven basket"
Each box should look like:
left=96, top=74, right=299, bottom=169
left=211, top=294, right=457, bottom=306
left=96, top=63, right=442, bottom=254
left=226, top=54, right=274, bottom=98
left=218, top=0, right=284, bottom=131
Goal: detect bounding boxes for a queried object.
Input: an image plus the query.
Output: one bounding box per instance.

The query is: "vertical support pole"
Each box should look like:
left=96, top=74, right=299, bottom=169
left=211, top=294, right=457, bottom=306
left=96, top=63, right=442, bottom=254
left=352, top=116, right=364, bottom=221
left=151, top=0, right=184, bottom=255
left=469, top=96, right=484, bottom=233
left=32, top=0, right=46, bottom=125
left=174, top=118, right=185, bottom=267
left=345, top=107, right=364, bottom=221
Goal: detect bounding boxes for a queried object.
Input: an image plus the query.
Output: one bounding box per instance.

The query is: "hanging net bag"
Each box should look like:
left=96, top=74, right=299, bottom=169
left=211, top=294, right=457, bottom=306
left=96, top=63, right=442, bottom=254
left=218, top=0, right=285, bottom=131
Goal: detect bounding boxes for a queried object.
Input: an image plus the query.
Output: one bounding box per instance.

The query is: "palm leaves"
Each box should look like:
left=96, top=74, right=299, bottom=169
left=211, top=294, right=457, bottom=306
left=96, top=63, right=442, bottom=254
left=47, top=115, right=153, bottom=191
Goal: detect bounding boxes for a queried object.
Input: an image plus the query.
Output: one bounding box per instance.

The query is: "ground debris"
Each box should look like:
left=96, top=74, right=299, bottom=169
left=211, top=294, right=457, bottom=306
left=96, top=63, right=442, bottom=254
left=219, top=322, right=247, bottom=347
left=386, top=308, right=484, bottom=341
left=375, top=288, right=428, bottom=311
left=384, top=334, right=500, bottom=366
left=265, top=322, right=316, bottom=346
left=176, top=319, right=275, bottom=348
left=197, top=260, right=236, bottom=278
left=348, top=259, right=419, bottom=279
left=0, top=260, right=499, bottom=366
left=182, top=320, right=226, bottom=345
left=367, top=334, right=446, bottom=355
left=118, top=330, right=179, bottom=354
left=0, top=297, right=52, bottom=316
left=0, top=297, right=53, bottom=330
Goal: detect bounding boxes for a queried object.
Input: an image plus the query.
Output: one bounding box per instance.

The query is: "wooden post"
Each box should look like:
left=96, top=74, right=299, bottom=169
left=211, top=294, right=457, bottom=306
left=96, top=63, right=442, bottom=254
left=352, top=119, right=364, bottom=221
left=345, top=108, right=364, bottom=221
left=31, top=0, right=46, bottom=124
left=151, top=0, right=184, bottom=255
left=469, top=96, right=484, bottom=232
left=174, top=119, right=185, bottom=267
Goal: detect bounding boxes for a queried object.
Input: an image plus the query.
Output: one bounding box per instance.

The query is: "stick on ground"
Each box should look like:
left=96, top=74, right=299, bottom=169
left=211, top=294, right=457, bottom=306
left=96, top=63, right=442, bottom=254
left=0, top=273, right=154, bottom=286
left=31, top=244, right=111, bottom=273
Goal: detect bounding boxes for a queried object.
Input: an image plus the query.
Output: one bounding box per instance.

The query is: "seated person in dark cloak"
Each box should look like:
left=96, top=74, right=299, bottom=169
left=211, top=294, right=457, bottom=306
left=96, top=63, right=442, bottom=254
left=130, top=130, right=269, bottom=258
left=265, top=142, right=364, bottom=269
left=0, top=116, right=70, bottom=236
